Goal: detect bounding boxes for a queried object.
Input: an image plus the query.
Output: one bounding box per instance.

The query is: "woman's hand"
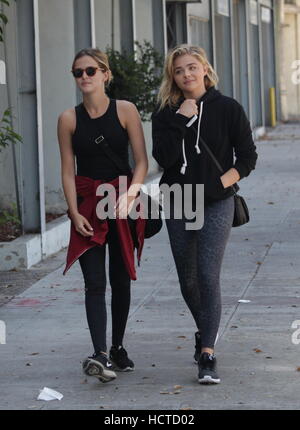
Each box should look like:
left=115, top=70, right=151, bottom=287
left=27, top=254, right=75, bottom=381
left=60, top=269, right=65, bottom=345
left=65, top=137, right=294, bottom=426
left=71, top=212, right=94, bottom=237
left=220, top=168, right=241, bottom=189
left=114, top=193, right=136, bottom=219
left=178, top=99, right=198, bottom=118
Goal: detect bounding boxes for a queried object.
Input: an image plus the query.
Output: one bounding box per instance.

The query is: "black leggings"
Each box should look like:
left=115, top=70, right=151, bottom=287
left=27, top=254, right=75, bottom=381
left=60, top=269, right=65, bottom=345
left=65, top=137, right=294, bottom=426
left=79, top=220, right=131, bottom=355
left=165, top=196, right=234, bottom=349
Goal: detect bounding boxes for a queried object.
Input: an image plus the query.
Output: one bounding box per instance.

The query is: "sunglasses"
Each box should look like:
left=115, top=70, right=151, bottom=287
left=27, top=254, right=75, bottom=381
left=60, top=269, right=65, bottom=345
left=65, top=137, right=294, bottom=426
left=71, top=66, right=101, bottom=78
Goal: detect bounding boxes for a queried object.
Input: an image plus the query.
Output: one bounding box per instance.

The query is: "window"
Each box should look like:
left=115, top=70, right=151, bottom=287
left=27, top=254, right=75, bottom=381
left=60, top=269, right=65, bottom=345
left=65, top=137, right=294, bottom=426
left=166, top=2, right=187, bottom=48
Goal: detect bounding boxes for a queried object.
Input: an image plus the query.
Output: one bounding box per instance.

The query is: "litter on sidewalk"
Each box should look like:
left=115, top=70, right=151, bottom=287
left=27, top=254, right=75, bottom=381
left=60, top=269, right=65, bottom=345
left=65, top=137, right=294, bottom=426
left=238, top=299, right=251, bottom=303
left=37, top=387, right=63, bottom=401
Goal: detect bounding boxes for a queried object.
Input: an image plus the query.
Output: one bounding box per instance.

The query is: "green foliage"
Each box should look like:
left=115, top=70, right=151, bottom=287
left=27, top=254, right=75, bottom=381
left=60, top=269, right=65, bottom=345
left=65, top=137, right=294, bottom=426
left=0, top=0, right=22, bottom=230
left=0, top=202, right=20, bottom=227
left=106, top=41, right=164, bottom=121
left=0, top=108, right=22, bottom=152
left=0, top=0, right=10, bottom=43
left=0, top=1, right=23, bottom=152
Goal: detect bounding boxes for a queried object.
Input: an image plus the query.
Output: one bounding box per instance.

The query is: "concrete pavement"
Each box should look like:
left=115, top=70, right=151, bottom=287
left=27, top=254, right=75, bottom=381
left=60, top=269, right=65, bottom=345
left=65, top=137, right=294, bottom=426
left=1, top=123, right=300, bottom=410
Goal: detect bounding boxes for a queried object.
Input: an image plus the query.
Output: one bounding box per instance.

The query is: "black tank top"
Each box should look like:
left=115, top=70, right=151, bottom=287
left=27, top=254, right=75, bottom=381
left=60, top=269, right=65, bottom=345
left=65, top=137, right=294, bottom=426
left=72, top=99, right=129, bottom=180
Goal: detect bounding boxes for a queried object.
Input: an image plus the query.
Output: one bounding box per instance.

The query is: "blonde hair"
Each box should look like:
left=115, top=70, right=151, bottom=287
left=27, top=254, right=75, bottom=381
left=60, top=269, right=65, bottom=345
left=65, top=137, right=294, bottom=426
left=158, top=44, right=218, bottom=109
left=72, top=48, right=113, bottom=87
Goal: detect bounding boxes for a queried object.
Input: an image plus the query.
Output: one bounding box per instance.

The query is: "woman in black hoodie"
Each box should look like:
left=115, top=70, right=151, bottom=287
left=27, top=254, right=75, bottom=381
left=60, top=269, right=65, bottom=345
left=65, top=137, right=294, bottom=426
left=152, top=44, right=257, bottom=384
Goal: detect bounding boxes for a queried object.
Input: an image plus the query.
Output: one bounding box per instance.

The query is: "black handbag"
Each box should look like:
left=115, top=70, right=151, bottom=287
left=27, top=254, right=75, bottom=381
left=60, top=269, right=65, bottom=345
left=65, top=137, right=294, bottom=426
left=232, top=192, right=249, bottom=227
left=195, top=133, right=250, bottom=228
left=98, top=135, right=163, bottom=239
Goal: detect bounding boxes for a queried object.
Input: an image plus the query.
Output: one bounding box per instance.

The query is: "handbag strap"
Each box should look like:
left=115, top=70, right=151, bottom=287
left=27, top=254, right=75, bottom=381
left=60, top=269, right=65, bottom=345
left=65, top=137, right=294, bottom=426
left=190, top=127, right=239, bottom=194
left=98, top=134, right=132, bottom=176
left=98, top=135, right=160, bottom=206
left=198, top=135, right=224, bottom=174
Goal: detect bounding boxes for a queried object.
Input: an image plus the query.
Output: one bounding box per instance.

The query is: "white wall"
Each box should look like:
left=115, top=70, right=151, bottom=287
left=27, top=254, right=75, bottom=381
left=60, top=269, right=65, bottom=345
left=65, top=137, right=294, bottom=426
left=134, top=0, right=154, bottom=42
left=38, top=0, right=76, bottom=213
left=283, top=8, right=300, bottom=120
left=134, top=0, right=158, bottom=175
left=94, top=0, right=121, bottom=51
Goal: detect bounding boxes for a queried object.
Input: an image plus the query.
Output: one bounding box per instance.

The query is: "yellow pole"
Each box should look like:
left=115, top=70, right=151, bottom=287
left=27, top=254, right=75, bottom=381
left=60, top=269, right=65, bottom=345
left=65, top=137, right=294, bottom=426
left=270, top=87, right=276, bottom=127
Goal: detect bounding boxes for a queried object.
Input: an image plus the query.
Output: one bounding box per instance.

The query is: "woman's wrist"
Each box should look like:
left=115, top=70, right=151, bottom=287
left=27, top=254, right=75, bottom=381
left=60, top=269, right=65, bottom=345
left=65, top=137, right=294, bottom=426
left=69, top=208, right=80, bottom=218
left=127, top=183, right=141, bottom=199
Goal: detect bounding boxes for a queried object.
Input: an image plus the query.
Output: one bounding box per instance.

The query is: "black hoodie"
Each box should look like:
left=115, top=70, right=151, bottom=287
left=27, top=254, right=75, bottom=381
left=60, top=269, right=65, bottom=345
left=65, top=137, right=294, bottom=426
left=151, top=87, right=258, bottom=204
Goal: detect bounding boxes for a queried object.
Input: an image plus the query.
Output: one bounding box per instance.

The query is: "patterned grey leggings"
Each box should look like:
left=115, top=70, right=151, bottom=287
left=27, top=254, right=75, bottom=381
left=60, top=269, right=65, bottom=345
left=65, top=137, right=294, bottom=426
left=165, top=196, right=234, bottom=349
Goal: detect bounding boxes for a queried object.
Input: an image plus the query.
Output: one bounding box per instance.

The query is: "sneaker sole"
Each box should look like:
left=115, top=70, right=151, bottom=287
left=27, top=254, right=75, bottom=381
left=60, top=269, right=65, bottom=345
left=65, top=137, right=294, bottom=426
left=198, top=375, right=220, bottom=385
left=110, top=359, right=134, bottom=372
left=83, top=358, right=117, bottom=383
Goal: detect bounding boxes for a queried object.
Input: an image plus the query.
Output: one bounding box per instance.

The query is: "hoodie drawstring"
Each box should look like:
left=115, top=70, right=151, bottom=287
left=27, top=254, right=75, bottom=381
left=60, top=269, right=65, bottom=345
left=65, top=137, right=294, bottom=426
left=195, top=101, right=203, bottom=154
left=180, top=139, right=187, bottom=175
left=180, top=101, right=203, bottom=175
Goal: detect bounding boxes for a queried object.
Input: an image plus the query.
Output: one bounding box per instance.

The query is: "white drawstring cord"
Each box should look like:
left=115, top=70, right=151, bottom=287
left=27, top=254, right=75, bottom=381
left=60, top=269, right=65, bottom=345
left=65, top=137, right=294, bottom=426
left=176, top=109, right=188, bottom=175
left=177, top=102, right=203, bottom=175
left=195, top=101, right=203, bottom=154
left=180, top=138, right=187, bottom=175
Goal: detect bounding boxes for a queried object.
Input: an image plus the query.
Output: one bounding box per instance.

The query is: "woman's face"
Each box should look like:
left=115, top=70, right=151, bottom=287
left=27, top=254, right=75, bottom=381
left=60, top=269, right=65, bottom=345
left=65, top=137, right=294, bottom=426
left=173, top=54, right=207, bottom=95
left=72, top=55, right=108, bottom=94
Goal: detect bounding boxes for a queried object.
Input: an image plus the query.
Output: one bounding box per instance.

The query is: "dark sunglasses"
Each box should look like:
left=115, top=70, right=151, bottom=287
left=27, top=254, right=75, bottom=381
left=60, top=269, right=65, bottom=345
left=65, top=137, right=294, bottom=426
left=71, top=66, right=101, bottom=78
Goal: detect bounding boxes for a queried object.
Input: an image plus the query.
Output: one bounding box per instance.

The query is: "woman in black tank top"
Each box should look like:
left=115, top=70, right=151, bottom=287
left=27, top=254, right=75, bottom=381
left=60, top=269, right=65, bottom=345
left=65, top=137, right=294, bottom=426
left=57, top=48, right=148, bottom=382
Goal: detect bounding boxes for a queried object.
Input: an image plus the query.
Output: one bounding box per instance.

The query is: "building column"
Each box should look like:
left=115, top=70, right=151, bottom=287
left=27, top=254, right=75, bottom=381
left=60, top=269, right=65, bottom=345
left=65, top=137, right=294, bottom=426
left=16, top=0, right=45, bottom=235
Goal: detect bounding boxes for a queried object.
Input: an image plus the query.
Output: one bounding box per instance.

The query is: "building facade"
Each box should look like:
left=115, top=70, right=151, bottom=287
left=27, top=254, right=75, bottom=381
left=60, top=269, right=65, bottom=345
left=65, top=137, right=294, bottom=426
left=0, top=0, right=280, bottom=235
left=280, top=0, right=300, bottom=121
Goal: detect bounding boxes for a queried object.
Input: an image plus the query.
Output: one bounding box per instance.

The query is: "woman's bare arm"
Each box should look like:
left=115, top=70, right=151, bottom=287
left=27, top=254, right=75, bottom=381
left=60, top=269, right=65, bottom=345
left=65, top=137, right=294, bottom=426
left=116, top=101, right=148, bottom=216
left=57, top=109, right=93, bottom=236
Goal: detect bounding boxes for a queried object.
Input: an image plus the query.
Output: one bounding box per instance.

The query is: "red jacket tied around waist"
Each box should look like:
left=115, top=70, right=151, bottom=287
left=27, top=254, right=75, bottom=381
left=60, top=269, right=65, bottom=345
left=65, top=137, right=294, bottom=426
left=63, top=175, right=146, bottom=280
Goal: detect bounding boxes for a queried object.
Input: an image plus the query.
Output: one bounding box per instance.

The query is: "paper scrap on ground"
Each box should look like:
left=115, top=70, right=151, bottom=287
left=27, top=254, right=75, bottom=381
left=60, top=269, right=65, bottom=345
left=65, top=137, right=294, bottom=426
left=37, top=387, right=63, bottom=401
left=238, top=299, right=251, bottom=303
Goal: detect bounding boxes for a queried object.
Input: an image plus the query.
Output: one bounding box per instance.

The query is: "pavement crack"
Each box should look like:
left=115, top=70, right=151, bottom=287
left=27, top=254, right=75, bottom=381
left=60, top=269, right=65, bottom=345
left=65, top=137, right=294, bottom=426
left=128, top=266, right=175, bottom=320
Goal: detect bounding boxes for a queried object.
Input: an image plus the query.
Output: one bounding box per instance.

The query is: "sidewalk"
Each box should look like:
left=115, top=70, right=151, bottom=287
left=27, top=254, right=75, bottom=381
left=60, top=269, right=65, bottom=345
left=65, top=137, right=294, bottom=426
left=1, top=123, right=300, bottom=410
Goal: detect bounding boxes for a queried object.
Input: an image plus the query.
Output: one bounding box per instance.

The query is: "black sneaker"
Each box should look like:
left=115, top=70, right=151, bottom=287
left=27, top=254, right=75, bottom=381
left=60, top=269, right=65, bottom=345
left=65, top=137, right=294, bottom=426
left=82, top=352, right=117, bottom=383
left=109, top=346, right=134, bottom=371
left=198, top=352, right=221, bottom=384
left=194, top=331, right=202, bottom=364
